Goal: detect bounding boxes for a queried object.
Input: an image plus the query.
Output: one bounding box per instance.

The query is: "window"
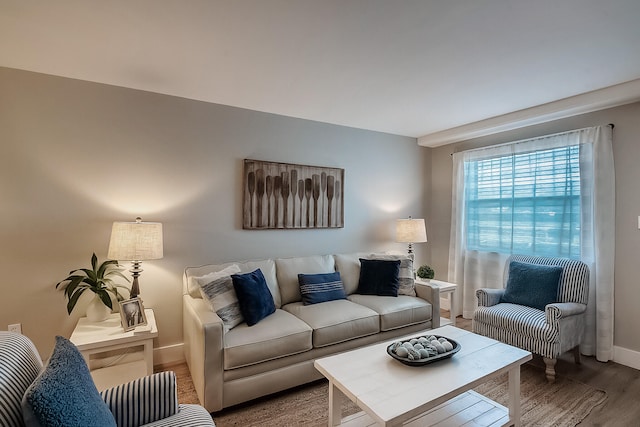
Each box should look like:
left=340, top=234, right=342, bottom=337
left=464, top=145, right=581, bottom=258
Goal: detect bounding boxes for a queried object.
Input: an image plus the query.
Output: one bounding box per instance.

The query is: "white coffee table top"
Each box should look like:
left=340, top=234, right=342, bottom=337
left=315, top=325, right=531, bottom=426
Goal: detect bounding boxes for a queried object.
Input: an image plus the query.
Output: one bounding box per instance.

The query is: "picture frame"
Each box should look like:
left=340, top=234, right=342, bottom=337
left=243, top=159, right=345, bottom=229
left=119, top=297, right=148, bottom=331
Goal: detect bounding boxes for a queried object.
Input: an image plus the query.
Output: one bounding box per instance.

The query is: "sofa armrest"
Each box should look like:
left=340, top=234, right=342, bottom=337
left=476, top=288, right=504, bottom=307
left=414, top=281, right=440, bottom=328
left=182, top=295, right=225, bottom=413
left=100, top=371, right=178, bottom=427
left=545, top=302, right=587, bottom=324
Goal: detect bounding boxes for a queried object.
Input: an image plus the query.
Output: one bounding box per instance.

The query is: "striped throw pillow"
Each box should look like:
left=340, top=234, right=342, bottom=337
left=197, top=264, right=244, bottom=332
left=298, top=272, right=347, bottom=305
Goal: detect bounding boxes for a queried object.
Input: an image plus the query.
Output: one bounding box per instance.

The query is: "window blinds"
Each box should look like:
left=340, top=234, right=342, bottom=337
left=464, top=145, right=581, bottom=258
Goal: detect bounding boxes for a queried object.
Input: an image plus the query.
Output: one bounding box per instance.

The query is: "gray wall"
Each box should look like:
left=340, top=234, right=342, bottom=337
left=0, top=67, right=430, bottom=358
left=429, top=102, right=640, bottom=354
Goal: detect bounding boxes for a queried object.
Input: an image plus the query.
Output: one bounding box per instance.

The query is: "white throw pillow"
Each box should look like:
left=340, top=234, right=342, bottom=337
left=195, top=264, right=243, bottom=332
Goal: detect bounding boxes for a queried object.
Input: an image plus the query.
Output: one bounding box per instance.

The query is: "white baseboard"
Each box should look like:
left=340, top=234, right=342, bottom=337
left=613, top=345, right=640, bottom=371
left=154, top=343, right=185, bottom=367
left=440, top=297, right=450, bottom=311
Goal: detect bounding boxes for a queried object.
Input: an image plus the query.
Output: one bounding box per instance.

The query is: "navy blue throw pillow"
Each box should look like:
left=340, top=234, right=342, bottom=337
left=357, top=258, right=401, bottom=297
left=231, top=269, right=276, bottom=326
left=298, top=272, right=347, bottom=305
left=501, top=261, right=563, bottom=311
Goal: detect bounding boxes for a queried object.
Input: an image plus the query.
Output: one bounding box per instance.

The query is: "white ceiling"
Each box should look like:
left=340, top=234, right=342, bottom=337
left=2, top=1, right=640, bottom=146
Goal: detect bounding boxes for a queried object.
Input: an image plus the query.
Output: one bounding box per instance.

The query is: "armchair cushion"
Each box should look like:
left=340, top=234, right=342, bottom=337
left=21, top=336, right=116, bottom=427
left=100, top=372, right=178, bottom=427
left=474, top=303, right=558, bottom=342
left=501, top=261, right=562, bottom=310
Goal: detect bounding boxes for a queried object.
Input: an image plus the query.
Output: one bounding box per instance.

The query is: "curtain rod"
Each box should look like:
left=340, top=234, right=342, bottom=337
left=449, top=124, right=616, bottom=156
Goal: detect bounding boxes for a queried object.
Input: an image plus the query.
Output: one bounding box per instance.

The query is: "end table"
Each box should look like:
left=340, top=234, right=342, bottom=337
left=70, top=308, right=158, bottom=390
left=416, top=279, right=457, bottom=326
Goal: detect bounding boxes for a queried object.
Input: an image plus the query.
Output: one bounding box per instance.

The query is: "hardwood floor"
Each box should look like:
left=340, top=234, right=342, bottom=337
left=455, top=315, right=640, bottom=426
left=164, top=312, right=640, bottom=426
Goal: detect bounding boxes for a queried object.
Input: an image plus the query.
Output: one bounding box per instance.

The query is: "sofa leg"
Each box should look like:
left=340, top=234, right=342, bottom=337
left=543, top=357, right=557, bottom=383
left=573, top=346, right=582, bottom=365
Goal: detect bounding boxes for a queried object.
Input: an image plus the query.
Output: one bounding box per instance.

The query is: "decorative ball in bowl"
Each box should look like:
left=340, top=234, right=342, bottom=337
left=387, top=334, right=461, bottom=366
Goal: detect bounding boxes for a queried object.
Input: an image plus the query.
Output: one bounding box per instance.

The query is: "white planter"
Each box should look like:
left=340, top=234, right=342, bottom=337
left=86, top=295, right=111, bottom=322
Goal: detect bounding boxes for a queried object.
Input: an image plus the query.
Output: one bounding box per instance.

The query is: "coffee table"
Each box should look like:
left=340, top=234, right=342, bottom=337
left=314, top=326, right=532, bottom=426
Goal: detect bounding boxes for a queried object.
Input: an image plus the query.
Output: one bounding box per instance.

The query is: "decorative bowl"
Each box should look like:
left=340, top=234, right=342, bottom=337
left=386, top=334, right=461, bottom=366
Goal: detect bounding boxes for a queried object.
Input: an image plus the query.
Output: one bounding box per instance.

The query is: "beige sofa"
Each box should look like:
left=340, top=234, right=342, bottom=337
left=182, top=252, right=440, bottom=412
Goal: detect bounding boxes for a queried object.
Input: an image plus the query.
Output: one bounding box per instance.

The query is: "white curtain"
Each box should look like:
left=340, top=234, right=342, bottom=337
left=448, top=126, right=614, bottom=361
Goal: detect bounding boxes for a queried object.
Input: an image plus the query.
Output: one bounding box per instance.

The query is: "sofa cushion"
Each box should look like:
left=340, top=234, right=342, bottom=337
left=198, top=265, right=243, bottom=332
left=357, top=258, right=400, bottom=297
left=501, top=261, right=562, bottom=311
left=348, top=294, right=432, bottom=331
left=22, top=336, right=116, bottom=427
left=276, top=255, right=336, bottom=305
left=368, top=254, right=416, bottom=297
left=334, top=252, right=369, bottom=295
left=224, top=309, right=312, bottom=370
left=298, top=272, right=347, bottom=305
left=282, top=299, right=379, bottom=347
left=232, top=269, right=276, bottom=326
left=186, top=259, right=281, bottom=308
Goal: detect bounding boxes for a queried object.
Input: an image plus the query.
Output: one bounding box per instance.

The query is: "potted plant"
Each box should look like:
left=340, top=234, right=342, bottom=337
left=56, top=253, right=130, bottom=322
left=416, top=265, right=435, bottom=282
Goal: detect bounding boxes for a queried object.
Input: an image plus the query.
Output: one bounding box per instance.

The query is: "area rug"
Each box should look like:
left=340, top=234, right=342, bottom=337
left=474, top=364, right=607, bottom=427
left=175, top=363, right=606, bottom=426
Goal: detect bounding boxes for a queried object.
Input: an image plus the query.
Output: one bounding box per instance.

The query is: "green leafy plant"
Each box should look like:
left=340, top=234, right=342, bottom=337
left=416, top=265, right=435, bottom=280
left=56, top=253, right=130, bottom=315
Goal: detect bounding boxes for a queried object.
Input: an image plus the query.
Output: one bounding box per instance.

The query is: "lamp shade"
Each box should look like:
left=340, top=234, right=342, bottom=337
left=108, top=218, right=163, bottom=261
left=396, top=218, right=427, bottom=243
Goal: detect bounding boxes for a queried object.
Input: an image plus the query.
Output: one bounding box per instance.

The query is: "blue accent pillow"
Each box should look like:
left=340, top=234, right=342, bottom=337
left=21, top=336, right=116, bottom=427
left=298, top=272, right=347, bottom=305
left=231, top=269, right=276, bottom=326
left=356, top=258, right=401, bottom=297
left=501, top=261, right=563, bottom=311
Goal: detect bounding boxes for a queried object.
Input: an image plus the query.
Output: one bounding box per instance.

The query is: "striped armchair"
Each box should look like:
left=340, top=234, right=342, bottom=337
left=0, top=331, right=215, bottom=427
left=472, top=255, right=590, bottom=382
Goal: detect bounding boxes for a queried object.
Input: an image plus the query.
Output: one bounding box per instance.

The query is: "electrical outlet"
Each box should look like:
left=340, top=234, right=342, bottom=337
left=8, top=323, right=21, bottom=334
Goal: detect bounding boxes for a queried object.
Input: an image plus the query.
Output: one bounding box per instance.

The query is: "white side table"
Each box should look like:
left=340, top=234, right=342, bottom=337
left=416, top=279, right=457, bottom=326
left=70, top=308, right=158, bottom=390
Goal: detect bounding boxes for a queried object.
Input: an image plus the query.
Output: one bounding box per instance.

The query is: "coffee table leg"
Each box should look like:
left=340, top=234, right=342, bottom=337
left=328, top=381, right=344, bottom=426
left=508, top=366, right=522, bottom=426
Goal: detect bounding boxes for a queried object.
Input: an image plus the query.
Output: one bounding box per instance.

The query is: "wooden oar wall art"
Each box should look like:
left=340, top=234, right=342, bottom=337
left=243, top=159, right=344, bottom=229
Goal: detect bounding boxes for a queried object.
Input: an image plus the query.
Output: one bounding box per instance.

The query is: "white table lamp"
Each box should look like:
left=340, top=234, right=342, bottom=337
left=108, top=217, right=163, bottom=299
left=396, top=216, right=427, bottom=256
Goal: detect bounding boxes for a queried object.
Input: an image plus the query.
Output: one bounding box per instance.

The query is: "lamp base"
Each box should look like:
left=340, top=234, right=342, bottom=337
left=129, top=261, right=143, bottom=299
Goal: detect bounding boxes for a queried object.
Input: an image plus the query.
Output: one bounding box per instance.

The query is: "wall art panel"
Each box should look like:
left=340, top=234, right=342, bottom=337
left=243, top=159, right=344, bottom=229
